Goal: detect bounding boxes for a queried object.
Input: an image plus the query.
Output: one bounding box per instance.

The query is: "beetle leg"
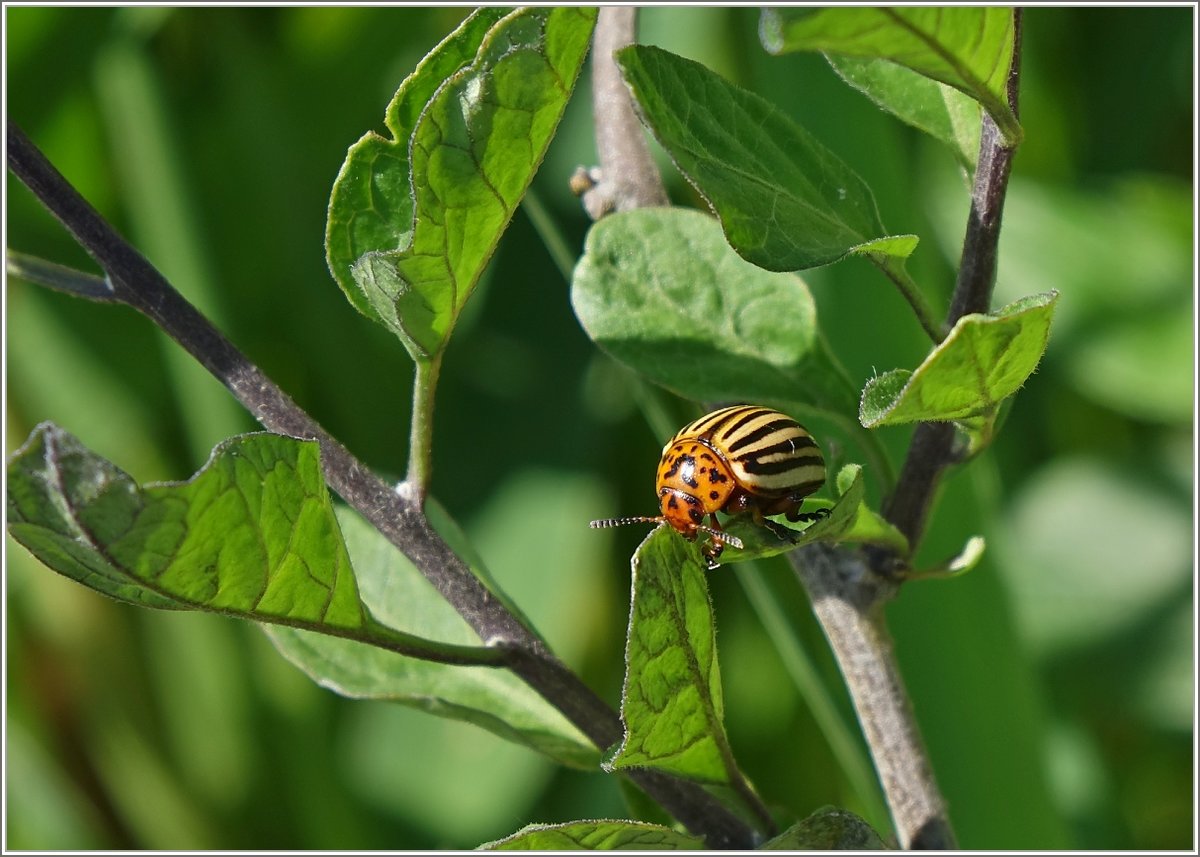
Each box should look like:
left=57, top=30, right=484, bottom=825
left=785, top=505, right=830, bottom=524
left=762, top=518, right=799, bottom=544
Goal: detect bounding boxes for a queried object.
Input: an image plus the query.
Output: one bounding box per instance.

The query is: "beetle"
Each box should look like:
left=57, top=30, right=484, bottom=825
left=590, top=404, right=828, bottom=568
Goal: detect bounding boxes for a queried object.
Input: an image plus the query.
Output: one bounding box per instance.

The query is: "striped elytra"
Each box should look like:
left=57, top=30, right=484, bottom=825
left=590, top=405, right=828, bottom=569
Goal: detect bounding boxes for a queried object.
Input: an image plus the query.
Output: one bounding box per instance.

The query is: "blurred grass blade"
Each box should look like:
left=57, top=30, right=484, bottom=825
left=481, top=819, right=705, bottom=850
left=5, top=423, right=498, bottom=664
left=604, top=527, right=734, bottom=785
left=826, top=54, right=981, bottom=171
left=760, top=808, right=887, bottom=850
left=615, top=45, right=917, bottom=274
left=325, top=7, right=596, bottom=361
left=265, top=505, right=598, bottom=769
left=571, top=207, right=859, bottom=418
left=860, top=290, right=1059, bottom=430
left=760, top=7, right=1021, bottom=145
left=95, top=32, right=248, bottom=460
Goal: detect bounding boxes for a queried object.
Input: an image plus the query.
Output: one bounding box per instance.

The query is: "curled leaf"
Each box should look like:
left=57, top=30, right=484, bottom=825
left=326, top=8, right=596, bottom=359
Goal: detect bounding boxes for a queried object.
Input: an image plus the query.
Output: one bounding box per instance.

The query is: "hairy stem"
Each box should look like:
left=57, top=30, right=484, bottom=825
left=6, top=120, right=756, bottom=849
left=790, top=544, right=954, bottom=848
left=580, top=6, right=669, bottom=217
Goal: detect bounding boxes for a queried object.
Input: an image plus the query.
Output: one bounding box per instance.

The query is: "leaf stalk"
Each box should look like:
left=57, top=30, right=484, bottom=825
left=407, top=353, right=442, bottom=499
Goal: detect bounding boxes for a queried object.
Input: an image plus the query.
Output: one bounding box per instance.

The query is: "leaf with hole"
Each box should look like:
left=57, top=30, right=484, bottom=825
left=760, top=7, right=1021, bottom=145
left=615, top=45, right=916, bottom=274
left=325, top=7, right=596, bottom=360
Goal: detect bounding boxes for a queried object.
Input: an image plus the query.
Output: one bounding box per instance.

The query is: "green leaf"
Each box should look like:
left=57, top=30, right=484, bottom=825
left=265, top=504, right=598, bottom=770
left=826, top=55, right=981, bottom=171
left=325, top=7, right=596, bottom=360
left=761, top=807, right=888, bottom=850
left=604, top=526, right=734, bottom=785
left=481, top=819, right=705, bottom=850
left=5, top=424, right=494, bottom=663
left=571, top=207, right=858, bottom=417
left=721, top=464, right=909, bottom=563
left=615, top=45, right=917, bottom=274
left=760, top=7, right=1021, bottom=146
left=859, top=291, right=1059, bottom=428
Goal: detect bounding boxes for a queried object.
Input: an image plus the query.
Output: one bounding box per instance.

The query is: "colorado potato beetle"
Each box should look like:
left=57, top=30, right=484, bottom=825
left=591, top=405, right=828, bottom=568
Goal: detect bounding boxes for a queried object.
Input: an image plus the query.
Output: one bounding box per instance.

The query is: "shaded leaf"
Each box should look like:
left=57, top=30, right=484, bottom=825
left=760, top=7, right=1020, bottom=145
left=326, top=7, right=596, bottom=359
left=859, top=291, right=1059, bottom=428
left=265, top=505, right=598, bottom=770
left=571, top=207, right=858, bottom=417
left=826, top=55, right=981, bottom=170
left=481, top=819, right=704, bottom=851
left=615, top=45, right=916, bottom=274
left=604, top=527, right=733, bottom=785
left=761, top=807, right=888, bottom=850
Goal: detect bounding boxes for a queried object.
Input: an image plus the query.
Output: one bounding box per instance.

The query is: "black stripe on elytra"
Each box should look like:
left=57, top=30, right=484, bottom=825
left=716, top=407, right=766, bottom=443
left=726, top=419, right=800, bottom=453
left=738, top=435, right=819, bottom=460
left=741, top=453, right=823, bottom=476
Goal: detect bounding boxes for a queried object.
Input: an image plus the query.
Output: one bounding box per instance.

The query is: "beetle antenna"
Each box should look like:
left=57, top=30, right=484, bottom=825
left=696, top=525, right=743, bottom=550
left=589, top=516, right=665, bottom=530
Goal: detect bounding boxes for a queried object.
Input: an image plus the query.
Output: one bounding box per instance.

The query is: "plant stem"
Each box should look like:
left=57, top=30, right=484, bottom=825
left=790, top=543, right=955, bottom=849
left=883, top=10, right=1023, bottom=549
left=6, top=119, right=757, bottom=850
left=520, top=188, right=577, bottom=282
left=580, top=6, right=669, bottom=218
left=874, top=257, right=949, bottom=343
left=803, top=12, right=1024, bottom=848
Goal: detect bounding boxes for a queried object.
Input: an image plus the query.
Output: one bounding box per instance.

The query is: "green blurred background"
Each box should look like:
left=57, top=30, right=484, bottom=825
left=5, top=7, right=1193, bottom=850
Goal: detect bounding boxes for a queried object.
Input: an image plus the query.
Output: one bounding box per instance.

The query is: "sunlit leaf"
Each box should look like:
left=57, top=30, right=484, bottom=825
left=5, top=424, right=491, bottom=664
left=859, top=291, right=1059, bottom=428
left=604, top=527, right=733, bottom=785
left=761, top=7, right=1020, bottom=145
left=325, top=7, right=596, bottom=360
